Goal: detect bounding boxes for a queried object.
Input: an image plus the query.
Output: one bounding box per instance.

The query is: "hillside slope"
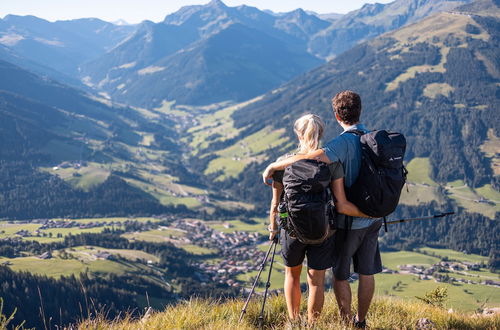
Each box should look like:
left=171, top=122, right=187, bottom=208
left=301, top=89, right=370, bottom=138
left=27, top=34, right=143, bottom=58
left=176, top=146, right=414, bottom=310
left=309, top=0, right=473, bottom=59
left=73, top=294, right=500, bottom=329
left=0, top=59, right=182, bottom=218
left=0, top=58, right=257, bottom=219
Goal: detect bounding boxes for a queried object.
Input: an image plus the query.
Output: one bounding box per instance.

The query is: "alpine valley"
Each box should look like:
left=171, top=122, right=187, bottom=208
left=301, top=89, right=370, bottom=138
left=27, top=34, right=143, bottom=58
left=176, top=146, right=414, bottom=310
left=0, top=0, right=499, bottom=328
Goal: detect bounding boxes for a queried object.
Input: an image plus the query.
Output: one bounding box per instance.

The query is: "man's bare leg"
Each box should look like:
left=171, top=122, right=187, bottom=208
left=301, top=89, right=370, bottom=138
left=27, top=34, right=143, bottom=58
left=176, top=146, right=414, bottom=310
left=284, top=265, right=302, bottom=320
left=306, top=268, right=326, bottom=323
left=357, top=274, right=375, bottom=323
left=333, top=276, right=352, bottom=321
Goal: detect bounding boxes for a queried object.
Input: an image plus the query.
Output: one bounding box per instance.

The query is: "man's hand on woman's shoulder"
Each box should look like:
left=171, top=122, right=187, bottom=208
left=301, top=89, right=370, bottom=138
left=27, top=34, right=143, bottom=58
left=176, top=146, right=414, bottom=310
left=262, top=150, right=331, bottom=185
left=262, top=163, right=276, bottom=185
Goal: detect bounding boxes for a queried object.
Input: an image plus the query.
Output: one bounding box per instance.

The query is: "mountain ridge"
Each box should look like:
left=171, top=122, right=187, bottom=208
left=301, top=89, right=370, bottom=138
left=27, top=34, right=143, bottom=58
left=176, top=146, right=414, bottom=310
left=79, top=0, right=474, bottom=106
left=80, top=1, right=324, bottom=107
left=308, top=0, right=473, bottom=59
left=0, top=15, right=136, bottom=76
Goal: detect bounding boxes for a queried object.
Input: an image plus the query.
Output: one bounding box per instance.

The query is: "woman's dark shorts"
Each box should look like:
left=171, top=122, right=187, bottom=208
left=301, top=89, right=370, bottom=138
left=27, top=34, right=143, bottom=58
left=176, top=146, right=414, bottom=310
left=333, top=220, right=383, bottom=280
left=280, top=228, right=334, bottom=270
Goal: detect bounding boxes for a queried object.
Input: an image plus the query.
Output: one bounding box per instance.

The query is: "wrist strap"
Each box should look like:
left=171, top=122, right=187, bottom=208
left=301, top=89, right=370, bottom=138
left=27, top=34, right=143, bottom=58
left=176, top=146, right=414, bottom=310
left=267, top=225, right=279, bottom=233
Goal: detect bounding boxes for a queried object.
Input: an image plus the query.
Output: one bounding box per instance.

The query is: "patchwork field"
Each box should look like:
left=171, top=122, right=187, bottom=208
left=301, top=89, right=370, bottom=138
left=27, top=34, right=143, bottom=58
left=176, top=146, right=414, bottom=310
left=381, top=251, right=440, bottom=270
left=403, top=157, right=499, bottom=218
left=122, top=226, right=217, bottom=255
left=204, top=126, right=290, bottom=181
left=417, top=247, right=489, bottom=264
left=0, top=217, right=161, bottom=242
left=71, top=246, right=160, bottom=263
left=208, top=218, right=268, bottom=235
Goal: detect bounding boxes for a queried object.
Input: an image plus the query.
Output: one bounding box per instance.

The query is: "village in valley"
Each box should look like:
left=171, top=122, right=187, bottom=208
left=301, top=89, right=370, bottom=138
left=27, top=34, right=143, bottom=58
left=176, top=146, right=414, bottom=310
left=396, top=261, right=500, bottom=287
left=167, top=219, right=262, bottom=288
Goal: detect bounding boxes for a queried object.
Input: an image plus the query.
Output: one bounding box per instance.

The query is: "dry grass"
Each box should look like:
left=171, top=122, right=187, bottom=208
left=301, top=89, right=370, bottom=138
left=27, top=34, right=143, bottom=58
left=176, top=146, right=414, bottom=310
left=75, top=293, right=500, bottom=329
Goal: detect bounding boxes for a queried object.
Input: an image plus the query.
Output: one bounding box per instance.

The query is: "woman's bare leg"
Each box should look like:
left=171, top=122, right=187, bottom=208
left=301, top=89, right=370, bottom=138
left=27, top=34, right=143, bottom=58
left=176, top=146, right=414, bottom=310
left=307, top=268, right=326, bottom=323
left=284, top=264, right=302, bottom=320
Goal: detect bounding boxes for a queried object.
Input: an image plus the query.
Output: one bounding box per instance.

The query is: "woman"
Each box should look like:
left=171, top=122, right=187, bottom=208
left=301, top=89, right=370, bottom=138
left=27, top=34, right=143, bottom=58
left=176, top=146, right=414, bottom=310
left=268, top=114, right=367, bottom=324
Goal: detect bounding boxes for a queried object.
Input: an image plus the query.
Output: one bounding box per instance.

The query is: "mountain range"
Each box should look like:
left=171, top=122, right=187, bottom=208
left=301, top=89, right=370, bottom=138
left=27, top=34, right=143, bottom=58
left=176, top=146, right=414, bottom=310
left=0, top=0, right=498, bottom=226
left=0, top=0, right=472, bottom=107
left=79, top=0, right=474, bottom=107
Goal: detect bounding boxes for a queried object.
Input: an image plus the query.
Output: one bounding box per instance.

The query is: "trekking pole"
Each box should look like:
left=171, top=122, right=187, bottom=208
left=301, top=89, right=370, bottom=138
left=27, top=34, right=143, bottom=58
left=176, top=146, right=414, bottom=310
left=258, top=234, right=279, bottom=328
left=239, top=238, right=277, bottom=323
left=385, top=212, right=455, bottom=225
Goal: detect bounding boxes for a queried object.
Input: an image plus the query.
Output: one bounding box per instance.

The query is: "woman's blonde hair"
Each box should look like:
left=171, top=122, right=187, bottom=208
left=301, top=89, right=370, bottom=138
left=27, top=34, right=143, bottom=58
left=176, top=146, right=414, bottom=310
left=294, top=114, right=325, bottom=154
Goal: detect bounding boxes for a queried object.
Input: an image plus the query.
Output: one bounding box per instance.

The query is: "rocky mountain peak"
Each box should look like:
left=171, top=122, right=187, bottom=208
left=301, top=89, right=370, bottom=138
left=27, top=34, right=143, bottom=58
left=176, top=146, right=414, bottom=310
left=207, top=0, right=227, bottom=9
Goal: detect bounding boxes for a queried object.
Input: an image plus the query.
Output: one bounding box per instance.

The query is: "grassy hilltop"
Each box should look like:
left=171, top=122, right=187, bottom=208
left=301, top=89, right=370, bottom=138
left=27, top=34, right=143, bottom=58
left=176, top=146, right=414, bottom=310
left=77, top=293, right=499, bottom=329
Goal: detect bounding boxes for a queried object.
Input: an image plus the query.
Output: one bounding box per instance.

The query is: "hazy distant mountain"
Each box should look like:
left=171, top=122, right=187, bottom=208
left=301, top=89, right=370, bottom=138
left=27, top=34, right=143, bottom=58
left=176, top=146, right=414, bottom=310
left=0, top=43, right=84, bottom=88
left=309, top=0, right=473, bottom=59
left=315, top=13, right=344, bottom=22
left=103, top=23, right=321, bottom=106
left=0, top=15, right=136, bottom=75
left=112, top=19, right=132, bottom=26
left=81, top=0, right=324, bottom=106
left=273, top=9, right=331, bottom=41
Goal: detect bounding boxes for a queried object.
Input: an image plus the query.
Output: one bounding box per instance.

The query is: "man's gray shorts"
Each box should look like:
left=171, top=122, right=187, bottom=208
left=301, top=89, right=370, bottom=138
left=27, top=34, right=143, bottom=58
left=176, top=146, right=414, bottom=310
left=333, top=220, right=383, bottom=280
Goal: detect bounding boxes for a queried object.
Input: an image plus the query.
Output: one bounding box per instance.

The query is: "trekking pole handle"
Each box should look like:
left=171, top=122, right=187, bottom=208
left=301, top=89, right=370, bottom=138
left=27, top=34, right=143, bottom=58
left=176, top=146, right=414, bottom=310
left=272, top=232, right=280, bottom=244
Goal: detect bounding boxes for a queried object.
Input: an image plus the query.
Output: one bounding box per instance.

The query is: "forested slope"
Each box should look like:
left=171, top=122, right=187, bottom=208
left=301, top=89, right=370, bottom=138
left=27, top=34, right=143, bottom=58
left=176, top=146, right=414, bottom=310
left=0, top=60, right=187, bottom=219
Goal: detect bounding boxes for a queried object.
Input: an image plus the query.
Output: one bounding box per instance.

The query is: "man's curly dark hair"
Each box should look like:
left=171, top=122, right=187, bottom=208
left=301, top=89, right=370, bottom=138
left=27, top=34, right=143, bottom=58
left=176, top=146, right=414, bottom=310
left=331, top=90, right=361, bottom=125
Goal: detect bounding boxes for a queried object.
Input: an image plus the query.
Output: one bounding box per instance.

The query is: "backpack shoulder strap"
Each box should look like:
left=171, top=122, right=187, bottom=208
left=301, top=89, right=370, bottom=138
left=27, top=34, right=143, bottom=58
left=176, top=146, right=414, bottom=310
left=345, top=129, right=365, bottom=137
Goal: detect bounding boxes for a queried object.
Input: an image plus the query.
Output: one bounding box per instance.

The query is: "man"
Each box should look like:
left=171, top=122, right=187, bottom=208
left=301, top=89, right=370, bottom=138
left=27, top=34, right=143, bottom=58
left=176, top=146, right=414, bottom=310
left=262, top=90, right=382, bottom=328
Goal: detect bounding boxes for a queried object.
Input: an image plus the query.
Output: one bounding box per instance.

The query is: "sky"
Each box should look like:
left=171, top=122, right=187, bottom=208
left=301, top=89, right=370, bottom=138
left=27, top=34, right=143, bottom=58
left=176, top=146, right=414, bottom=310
left=0, top=0, right=395, bottom=24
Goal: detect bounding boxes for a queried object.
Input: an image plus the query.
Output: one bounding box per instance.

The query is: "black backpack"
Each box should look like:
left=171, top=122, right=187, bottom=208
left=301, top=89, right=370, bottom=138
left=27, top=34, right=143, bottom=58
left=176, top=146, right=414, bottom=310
left=345, top=130, right=408, bottom=224
left=282, top=159, right=334, bottom=244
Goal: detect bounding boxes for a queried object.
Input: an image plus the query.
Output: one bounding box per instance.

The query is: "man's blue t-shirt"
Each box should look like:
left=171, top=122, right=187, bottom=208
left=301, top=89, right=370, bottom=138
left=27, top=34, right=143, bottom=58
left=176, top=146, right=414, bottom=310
left=322, top=123, right=380, bottom=229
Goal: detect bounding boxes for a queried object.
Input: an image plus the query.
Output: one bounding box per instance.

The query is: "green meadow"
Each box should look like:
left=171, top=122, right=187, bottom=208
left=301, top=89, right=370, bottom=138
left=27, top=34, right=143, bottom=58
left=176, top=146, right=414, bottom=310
left=0, top=255, right=145, bottom=278
left=403, top=157, right=499, bottom=218
left=417, top=247, right=489, bottom=264
left=381, top=251, right=440, bottom=270
left=405, top=157, right=438, bottom=186
left=368, top=273, right=500, bottom=311
left=208, top=217, right=268, bottom=235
